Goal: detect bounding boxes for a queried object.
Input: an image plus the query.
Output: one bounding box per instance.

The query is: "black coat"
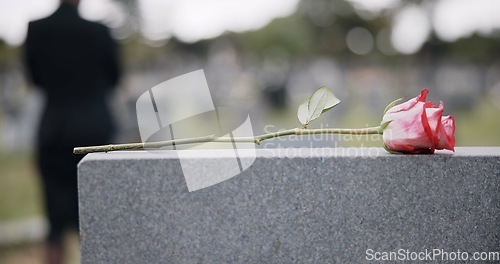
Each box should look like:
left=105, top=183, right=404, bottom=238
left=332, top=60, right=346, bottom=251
left=23, top=3, right=121, bottom=242
left=24, top=2, right=120, bottom=149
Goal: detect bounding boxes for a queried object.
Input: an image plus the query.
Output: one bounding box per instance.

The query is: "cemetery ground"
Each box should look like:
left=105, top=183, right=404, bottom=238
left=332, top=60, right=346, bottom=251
left=0, top=97, right=499, bottom=263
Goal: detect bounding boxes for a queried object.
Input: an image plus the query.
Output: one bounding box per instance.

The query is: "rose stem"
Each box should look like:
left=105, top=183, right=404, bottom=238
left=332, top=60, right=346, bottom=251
left=73, top=126, right=382, bottom=154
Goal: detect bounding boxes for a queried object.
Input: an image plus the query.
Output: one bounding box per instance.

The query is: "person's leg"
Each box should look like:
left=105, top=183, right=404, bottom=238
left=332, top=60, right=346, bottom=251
left=38, top=148, right=77, bottom=264
left=40, top=170, right=65, bottom=264
left=46, top=241, right=64, bottom=264
left=66, top=153, right=82, bottom=233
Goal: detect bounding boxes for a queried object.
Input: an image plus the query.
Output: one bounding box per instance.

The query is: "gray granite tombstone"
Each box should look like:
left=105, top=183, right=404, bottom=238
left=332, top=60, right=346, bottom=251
left=78, top=147, right=500, bottom=263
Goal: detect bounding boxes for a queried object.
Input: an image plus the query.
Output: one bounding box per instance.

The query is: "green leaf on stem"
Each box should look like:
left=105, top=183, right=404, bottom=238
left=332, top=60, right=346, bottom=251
left=297, top=86, right=341, bottom=126
left=308, top=87, right=330, bottom=122
left=297, top=100, right=309, bottom=125
left=383, top=97, right=403, bottom=114
left=379, top=120, right=392, bottom=131
left=322, top=87, right=342, bottom=114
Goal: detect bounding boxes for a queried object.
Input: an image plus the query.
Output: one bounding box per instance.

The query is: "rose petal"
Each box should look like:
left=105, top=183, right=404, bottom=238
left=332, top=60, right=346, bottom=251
left=437, top=115, right=455, bottom=151
left=383, top=102, right=434, bottom=152
left=420, top=101, right=435, bottom=152
left=382, top=88, right=455, bottom=154
left=384, top=88, right=429, bottom=116
left=425, top=101, right=444, bottom=148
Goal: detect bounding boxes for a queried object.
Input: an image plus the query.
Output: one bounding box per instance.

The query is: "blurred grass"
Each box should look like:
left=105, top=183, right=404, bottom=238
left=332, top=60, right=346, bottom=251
left=0, top=232, right=80, bottom=264
left=0, top=242, right=44, bottom=264
left=0, top=151, right=43, bottom=221
left=453, top=97, right=500, bottom=146
left=0, top=152, right=81, bottom=264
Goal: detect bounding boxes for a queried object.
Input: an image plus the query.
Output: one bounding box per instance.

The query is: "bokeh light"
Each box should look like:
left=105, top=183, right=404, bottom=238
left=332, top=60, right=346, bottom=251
left=391, top=5, right=430, bottom=54
left=346, top=27, right=373, bottom=55
left=433, top=0, right=500, bottom=42
left=0, top=0, right=57, bottom=46
left=139, top=0, right=299, bottom=43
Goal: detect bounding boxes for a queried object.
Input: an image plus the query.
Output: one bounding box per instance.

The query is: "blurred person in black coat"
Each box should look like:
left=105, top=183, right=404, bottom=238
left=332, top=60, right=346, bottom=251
left=23, top=0, right=120, bottom=263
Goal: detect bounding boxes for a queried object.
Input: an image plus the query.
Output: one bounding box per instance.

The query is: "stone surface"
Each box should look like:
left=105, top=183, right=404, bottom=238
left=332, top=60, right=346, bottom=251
left=78, top=147, right=500, bottom=263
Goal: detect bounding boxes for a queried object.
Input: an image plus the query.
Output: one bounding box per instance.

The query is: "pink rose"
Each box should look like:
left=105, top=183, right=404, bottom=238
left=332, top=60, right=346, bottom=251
left=382, top=88, right=455, bottom=154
